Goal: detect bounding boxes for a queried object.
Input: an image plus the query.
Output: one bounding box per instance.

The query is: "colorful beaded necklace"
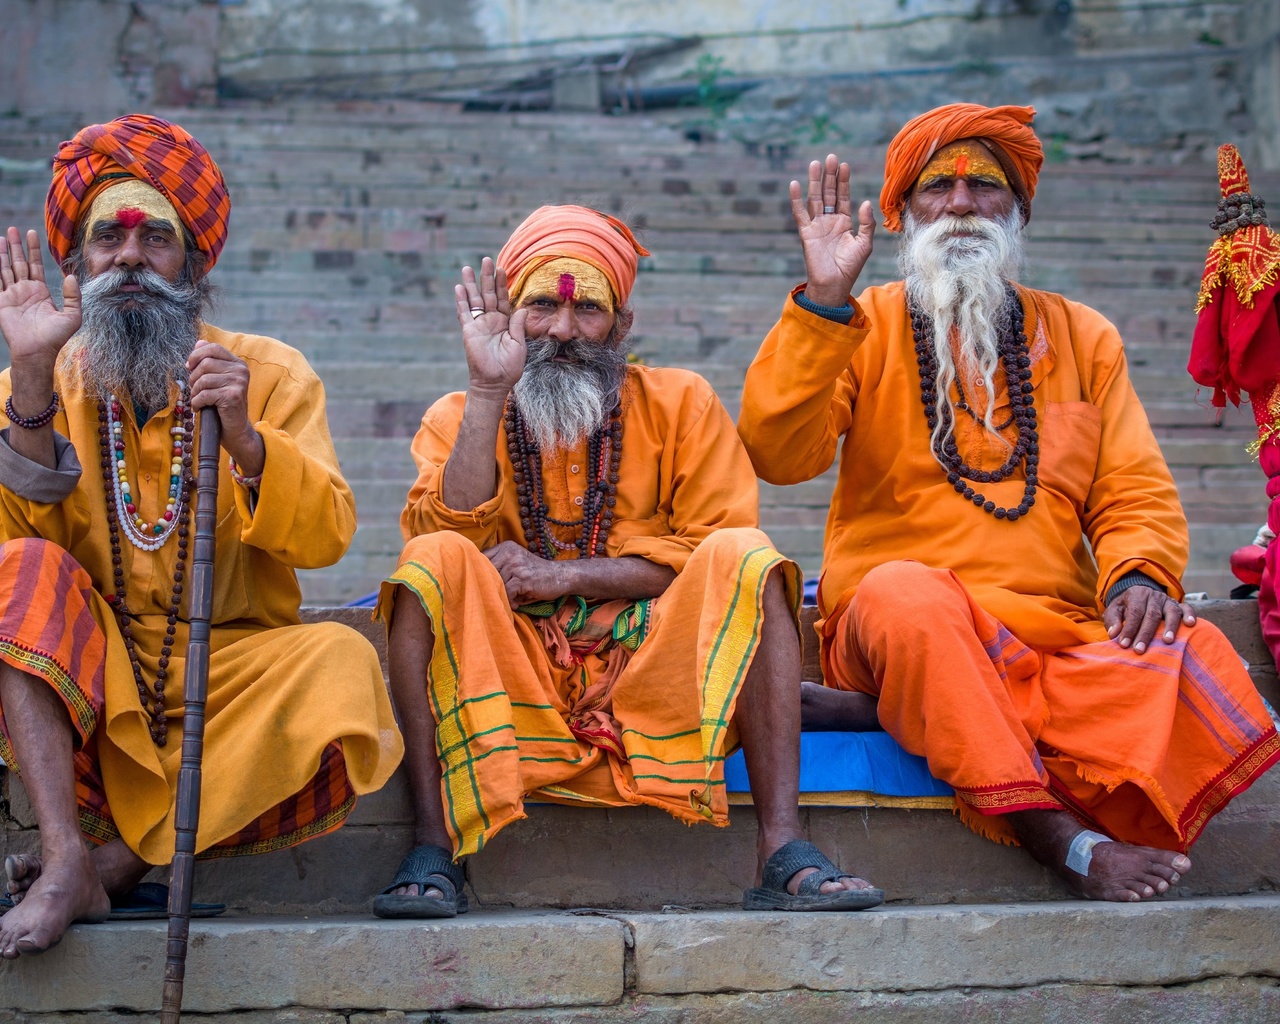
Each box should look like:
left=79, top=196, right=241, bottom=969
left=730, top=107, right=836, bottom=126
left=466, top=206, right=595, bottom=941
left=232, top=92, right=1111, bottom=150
left=96, top=387, right=196, bottom=745
left=103, top=384, right=192, bottom=551
left=505, top=400, right=623, bottom=560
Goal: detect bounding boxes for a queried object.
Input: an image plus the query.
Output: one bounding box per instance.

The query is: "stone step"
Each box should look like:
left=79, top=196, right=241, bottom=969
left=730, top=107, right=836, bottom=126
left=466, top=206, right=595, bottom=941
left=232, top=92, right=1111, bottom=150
left=2, top=896, right=1277, bottom=1020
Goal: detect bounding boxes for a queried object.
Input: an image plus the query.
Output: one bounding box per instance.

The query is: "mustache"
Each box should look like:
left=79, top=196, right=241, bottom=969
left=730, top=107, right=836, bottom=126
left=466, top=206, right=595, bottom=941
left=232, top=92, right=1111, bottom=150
left=78, top=265, right=200, bottom=306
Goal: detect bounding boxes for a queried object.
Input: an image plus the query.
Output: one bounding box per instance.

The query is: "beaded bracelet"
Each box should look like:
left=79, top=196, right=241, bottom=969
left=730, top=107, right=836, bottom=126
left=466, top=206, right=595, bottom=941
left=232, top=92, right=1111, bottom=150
left=5, top=393, right=60, bottom=430
left=228, top=458, right=263, bottom=489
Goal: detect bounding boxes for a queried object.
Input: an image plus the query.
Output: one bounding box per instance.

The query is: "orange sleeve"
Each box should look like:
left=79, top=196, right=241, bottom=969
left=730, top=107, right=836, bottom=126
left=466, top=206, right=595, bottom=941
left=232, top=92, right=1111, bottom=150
left=737, top=290, right=869, bottom=485
left=399, top=392, right=509, bottom=546
left=1078, top=310, right=1189, bottom=605
left=613, top=381, right=759, bottom=574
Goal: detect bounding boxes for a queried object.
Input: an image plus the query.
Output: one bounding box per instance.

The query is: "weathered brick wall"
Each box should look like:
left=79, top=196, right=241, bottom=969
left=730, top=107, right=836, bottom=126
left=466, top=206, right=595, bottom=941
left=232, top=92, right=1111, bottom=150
left=0, top=103, right=1274, bottom=601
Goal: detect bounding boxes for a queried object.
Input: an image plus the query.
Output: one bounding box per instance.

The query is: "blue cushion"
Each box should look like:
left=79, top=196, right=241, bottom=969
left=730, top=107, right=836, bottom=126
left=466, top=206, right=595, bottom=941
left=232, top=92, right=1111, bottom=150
left=724, top=731, right=953, bottom=798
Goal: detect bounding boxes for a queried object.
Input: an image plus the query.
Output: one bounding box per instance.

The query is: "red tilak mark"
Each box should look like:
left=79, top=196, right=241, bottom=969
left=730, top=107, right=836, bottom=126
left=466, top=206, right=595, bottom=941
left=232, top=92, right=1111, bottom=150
left=558, top=273, right=576, bottom=301
left=954, top=154, right=969, bottom=176
left=115, top=208, right=146, bottom=228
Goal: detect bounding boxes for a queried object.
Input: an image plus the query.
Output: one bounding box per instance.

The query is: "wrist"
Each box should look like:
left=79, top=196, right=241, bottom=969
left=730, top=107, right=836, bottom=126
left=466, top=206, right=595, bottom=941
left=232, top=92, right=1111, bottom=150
left=802, top=284, right=852, bottom=309
left=465, top=387, right=511, bottom=416
left=223, top=424, right=265, bottom=477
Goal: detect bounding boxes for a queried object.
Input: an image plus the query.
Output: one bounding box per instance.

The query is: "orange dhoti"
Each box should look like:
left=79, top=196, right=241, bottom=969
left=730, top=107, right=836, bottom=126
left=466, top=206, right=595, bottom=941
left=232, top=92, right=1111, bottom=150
left=823, top=560, right=1280, bottom=851
left=377, top=527, right=799, bottom=859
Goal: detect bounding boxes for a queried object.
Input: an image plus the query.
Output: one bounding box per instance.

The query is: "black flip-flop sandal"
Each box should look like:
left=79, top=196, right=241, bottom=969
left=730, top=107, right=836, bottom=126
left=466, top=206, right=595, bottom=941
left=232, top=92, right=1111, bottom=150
left=372, top=844, right=468, bottom=919
left=743, top=839, right=884, bottom=911
left=108, top=881, right=225, bottom=920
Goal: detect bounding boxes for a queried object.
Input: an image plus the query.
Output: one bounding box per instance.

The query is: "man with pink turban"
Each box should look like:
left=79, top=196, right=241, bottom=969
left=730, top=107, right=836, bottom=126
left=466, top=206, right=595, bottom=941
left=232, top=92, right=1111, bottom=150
left=0, top=115, right=400, bottom=958
left=373, top=204, right=882, bottom=917
left=739, top=104, right=1277, bottom=902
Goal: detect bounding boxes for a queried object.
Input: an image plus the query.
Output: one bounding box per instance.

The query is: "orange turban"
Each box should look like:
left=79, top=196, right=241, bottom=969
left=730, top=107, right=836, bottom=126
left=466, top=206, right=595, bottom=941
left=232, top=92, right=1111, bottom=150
left=879, top=103, right=1043, bottom=233
left=497, top=205, right=650, bottom=307
left=45, top=114, right=231, bottom=271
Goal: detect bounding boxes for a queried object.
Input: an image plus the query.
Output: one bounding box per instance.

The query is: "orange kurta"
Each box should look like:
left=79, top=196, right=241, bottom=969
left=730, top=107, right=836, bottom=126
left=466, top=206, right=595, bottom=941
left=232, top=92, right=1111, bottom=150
left=382, top=364, right=799, bottom=857
left=0, top=325, right=402, bottom=863
left=738, top=285, right=1279, bottom=848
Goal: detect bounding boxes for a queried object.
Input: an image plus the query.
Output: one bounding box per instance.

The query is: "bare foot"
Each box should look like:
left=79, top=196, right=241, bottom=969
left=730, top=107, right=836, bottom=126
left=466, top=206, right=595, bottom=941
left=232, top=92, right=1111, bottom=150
left=1009, top=809, right=1192, bottom=903
left=0, top=847, right=109, bottom=957
left=4, top=853, right=41, bottom=904
left=799, top=682, right=881, bottom=731
left=5, top=840, right=149, bottom=906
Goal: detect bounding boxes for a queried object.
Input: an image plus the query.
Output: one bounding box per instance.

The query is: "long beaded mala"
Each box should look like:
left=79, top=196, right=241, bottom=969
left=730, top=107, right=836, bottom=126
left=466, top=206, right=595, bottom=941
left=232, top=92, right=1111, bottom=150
left=911, top=283, right=1039, bottom=521
left=504, top=401, right=623, bottom=559
left=97, top=389, right=196, bottom=745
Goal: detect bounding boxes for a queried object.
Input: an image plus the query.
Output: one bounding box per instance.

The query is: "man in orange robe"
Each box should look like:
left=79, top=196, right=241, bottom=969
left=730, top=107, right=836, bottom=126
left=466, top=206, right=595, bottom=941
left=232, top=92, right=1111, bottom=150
left=738, top=103, right=1280, bottom=902
left=0, top=115, right=401, bottom=958
left=373, top=205, right=881, bottom=917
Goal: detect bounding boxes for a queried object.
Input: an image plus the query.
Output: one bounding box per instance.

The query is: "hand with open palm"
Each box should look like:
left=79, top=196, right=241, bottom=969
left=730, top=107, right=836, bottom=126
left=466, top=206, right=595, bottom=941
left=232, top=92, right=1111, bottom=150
left=0, top=227, right=82, bottom=375
left=790, top=154, right=877, bottom=309
left=454, top=256, right=529, bottom=401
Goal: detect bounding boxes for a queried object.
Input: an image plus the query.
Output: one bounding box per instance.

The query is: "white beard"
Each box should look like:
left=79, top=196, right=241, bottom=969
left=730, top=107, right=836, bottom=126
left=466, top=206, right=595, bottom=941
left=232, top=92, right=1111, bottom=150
left=899, top=207, right=1025, bottom=463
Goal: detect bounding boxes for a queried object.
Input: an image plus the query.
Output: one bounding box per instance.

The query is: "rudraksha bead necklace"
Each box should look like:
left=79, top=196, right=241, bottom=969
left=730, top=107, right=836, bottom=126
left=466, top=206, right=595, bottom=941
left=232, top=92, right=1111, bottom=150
left=97, top=390, right=196, bottom=745
left=505, top=400, right=622, bottom=559
left=910, top=283, right=1039, bottom=522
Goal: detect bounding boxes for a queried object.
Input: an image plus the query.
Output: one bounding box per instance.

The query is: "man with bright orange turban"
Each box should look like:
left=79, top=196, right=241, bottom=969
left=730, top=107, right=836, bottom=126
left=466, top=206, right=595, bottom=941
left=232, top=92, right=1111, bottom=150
left=373, top=204, right=882, bottom=917
left=0, top=115, right=400, bottom=958
left=739, top=104, right=1278, bottom=902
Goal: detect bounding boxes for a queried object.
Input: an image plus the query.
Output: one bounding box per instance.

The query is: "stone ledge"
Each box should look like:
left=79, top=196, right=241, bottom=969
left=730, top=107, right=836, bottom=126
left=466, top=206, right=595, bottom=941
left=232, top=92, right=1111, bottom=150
left=2, top=897, right=1279, bottom=1017
left=0, top=911, right=625, bottom=1014
left=624, top=895, right=1280, bottom=996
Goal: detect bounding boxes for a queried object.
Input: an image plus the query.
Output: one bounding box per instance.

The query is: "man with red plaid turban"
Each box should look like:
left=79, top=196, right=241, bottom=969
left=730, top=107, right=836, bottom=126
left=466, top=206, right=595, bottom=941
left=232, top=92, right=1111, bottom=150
left=0, top=115, right=401, bottom=957
left=740, top=104, right=1278, bottom=902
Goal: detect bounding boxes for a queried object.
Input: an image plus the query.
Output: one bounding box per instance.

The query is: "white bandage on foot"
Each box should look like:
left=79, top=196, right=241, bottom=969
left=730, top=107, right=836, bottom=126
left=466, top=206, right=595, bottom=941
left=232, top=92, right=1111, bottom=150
left=1065, top=829, right=1113, bottom=876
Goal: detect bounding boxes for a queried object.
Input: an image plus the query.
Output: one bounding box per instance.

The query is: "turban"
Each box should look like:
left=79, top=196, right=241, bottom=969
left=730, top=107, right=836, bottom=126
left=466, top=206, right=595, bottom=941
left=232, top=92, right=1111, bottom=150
left=879, top=103, right=1044, bottom=232
left=497, top=205, right=649, bottom=308
left=45, top=114, right=231, bottom=270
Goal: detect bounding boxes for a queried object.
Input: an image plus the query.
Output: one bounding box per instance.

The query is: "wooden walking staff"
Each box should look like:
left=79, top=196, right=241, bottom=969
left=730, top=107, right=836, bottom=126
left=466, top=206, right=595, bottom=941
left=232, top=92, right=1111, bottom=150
left=161, top=405, right=222, bottom=1023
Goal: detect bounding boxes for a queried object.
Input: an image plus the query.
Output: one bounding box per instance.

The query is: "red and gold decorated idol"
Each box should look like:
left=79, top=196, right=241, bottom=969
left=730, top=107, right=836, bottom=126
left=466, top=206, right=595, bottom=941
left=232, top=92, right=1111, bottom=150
left=1189, top=144, right=1280, bottom=667
left=0, top=114, right=400, bottom=958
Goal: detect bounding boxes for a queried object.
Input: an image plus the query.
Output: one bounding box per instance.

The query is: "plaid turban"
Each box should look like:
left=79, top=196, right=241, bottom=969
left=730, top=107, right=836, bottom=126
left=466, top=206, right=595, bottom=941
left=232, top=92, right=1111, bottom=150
left=45, top=114, right=231, bottom=270
left=879, top=103, right=1043, bottom=233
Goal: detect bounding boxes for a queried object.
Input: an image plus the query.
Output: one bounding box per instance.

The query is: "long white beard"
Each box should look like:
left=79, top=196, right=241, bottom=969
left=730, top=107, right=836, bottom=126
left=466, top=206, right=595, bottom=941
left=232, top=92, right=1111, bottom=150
left=60, top=266, right=203, bottom=411
left=511, top=336, right=630, bottom=451
left=899, top=207, right=1025, bottom=463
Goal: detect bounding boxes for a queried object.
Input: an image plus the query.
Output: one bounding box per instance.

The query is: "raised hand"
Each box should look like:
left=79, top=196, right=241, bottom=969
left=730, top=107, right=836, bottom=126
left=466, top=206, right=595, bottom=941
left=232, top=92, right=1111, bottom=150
left=455, top=257, right=529, bottom=400
left=0, top=227, right=82, bottom=370
left=789, top=154, right=876, bottom=308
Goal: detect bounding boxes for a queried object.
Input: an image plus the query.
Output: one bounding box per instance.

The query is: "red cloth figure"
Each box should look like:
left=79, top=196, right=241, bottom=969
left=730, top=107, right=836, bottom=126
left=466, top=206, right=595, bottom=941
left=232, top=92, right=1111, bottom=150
left=1190, top=144, right=1280, bottom=663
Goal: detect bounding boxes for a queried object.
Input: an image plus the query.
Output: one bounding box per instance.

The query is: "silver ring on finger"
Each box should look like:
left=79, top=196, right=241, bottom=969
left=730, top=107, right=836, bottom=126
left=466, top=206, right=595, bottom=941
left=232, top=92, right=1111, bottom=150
left=823, top=205, right=836, bottom=214
left=470, top=308, right=486, bottom=320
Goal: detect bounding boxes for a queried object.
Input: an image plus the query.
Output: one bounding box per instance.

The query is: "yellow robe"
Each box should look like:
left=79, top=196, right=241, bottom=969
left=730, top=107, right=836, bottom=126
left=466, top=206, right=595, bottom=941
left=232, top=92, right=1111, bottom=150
left=0, top=325, right=402, bottom=863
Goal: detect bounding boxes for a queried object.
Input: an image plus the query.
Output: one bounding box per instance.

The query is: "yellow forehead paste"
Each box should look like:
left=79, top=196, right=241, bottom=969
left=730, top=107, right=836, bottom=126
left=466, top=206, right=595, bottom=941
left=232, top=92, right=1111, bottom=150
left=517, top=258, right=614, bottom=314
left=85, top=179, right=182, bottom=237
left=916, top=143, right=1009, bottom=190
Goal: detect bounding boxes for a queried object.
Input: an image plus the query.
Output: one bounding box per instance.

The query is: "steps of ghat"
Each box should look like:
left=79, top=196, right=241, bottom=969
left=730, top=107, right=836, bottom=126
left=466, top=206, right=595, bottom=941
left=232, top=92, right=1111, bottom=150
left=2, top=898, right=1280, bottom=1022
left=3, top=102, right=1280, bottom=602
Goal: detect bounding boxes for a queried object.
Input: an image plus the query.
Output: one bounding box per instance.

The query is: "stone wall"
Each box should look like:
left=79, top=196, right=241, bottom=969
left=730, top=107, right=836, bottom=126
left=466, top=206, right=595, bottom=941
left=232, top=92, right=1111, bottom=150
left=4, top=0, right=1274, bottom=165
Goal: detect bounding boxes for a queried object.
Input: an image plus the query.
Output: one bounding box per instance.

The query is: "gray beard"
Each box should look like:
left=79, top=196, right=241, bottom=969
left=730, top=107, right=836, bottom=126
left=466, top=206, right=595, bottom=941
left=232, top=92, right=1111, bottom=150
left=61, top=266, right=203, bottom=411
left=899, top=207, right=1025, bottom=460
left=511, top=336, right=630, bottom=451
